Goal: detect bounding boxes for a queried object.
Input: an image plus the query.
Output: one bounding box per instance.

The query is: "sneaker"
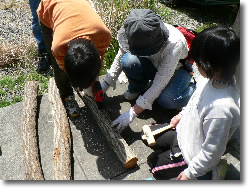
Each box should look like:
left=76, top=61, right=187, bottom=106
left=64, top=95, right=80, bottom=118
left=124, top=81, right=153, bottom=101
left=36, top=52, right=51, bottom=73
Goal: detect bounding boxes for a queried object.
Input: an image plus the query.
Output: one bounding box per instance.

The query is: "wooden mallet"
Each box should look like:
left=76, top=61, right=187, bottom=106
left=142, top=123, right=172, bottom=146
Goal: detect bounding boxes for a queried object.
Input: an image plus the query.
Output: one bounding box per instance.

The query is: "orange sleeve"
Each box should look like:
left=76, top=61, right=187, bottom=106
left=37, top=0, right=55, bottom=28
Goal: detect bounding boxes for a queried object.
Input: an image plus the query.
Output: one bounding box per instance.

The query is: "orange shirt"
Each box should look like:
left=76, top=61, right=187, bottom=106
left=37, top=0, right=112, bottom=71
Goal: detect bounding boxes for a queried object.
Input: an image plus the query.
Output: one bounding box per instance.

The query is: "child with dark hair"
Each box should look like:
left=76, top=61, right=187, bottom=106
left=37, top=0, right=112, bottom=118
left=64, top=38, right=102, bottom=90
left=148, top=26, right=240, bottom=180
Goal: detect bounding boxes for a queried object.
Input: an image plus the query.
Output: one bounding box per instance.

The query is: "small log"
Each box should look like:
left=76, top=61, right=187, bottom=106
left=48, top=78, right=72, bottom=180
left=77, top=91, right=138, bottom=168
left=21, top=81, right=44, bottom=180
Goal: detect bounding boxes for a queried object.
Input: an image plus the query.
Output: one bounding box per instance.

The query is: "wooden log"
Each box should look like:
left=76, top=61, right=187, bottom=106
left=21, top=81, right=44, bottom=180
left=77, top=91, right=138, bottom=168
left=48, top=77, right=72, bottom=180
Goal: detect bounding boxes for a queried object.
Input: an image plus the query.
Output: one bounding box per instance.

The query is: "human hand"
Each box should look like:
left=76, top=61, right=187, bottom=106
left=100, top=80, right=110, bottom=93
left=170, top=114, right=182, bottom=129
left=177, top=171, right=190, bottom=180
left=118, top=71, right=128, bottom=84
left=111, top=107, right=137, bottom=133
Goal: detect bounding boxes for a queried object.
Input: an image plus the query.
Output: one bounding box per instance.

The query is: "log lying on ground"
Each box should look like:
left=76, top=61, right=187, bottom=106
left=48, top=78, right=72, bottom=180
left=21, top=81, right=44, bottom=180
left=77, top=91, right=138, bottom=168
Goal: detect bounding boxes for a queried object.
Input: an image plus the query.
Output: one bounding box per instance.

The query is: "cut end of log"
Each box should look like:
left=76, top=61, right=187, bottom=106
left=124, top=157, right=138, bottom=168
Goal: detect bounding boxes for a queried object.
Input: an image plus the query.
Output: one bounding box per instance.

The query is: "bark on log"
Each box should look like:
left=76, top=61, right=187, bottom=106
left=21, top=81, right=44, bottom=180
left=77, top=91, right=138, bottom=168
left=48, top=77, right=72, bottom=180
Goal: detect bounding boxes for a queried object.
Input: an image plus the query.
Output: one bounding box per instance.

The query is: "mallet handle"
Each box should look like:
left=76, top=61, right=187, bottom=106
left=152, top=124, right=172, bottom=136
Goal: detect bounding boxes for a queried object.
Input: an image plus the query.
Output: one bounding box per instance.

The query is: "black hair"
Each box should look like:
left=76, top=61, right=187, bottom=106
left=64, top=38, right=101, bottom=89
left=190, top=26, right=240, bottom=80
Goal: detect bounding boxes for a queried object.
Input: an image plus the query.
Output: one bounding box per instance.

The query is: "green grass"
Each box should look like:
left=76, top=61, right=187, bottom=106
left=0, top=70, right=52, bottom=108
left=0, top=0, right=239, bottom=108
left=0, top=30, right=52, bottom=108
left=101, top=38, right=120, bottom=75
left=0, top=75, right=24, bottom=108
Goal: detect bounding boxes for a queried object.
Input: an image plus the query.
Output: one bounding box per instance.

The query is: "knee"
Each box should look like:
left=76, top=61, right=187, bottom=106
left=157, top=91, right=178, bottom=109
left=157, top=83, right=196, bottom=109
left=121, top=53, right=140, bottom=72
left=157, top=93, right=175, bottom=109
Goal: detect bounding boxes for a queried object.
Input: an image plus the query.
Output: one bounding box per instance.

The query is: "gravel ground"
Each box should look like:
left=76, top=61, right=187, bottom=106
left=0, top=0, right=36, bottom=74
left=0, top=9, right=33, bottom=45
left=160, top=2, right=239, bottom=33
left=0, top=0, right=33, bottom=46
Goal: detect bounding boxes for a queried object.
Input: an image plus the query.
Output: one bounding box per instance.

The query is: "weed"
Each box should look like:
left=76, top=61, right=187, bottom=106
left=101, top=38, right=119, bottom=75
left=0, top=100, right=12, bottom=108
left=94, top=0, right=162, bottom=38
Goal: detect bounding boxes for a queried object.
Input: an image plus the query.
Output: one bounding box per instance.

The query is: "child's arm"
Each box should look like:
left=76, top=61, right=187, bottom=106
left=102, top=48, right=125, bottom=91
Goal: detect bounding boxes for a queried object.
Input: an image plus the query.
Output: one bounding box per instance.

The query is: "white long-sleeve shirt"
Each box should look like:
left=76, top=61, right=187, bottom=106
left=104, top=23, right=188, bottom=110
left=177, top=78, right=240, bottom=180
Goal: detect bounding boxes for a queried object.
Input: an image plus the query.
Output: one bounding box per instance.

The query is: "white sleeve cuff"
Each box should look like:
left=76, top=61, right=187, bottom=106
left=136, top=95, right=152, bottom=110
left=104, top=72, right=117, bottom=89
left=184, top=168, right=196, bottom=180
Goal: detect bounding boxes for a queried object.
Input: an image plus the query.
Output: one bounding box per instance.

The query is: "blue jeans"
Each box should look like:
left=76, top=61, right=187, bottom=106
left=29, top=0, right=47, bottom=53
left=121, top=53, right=195, bottom=109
